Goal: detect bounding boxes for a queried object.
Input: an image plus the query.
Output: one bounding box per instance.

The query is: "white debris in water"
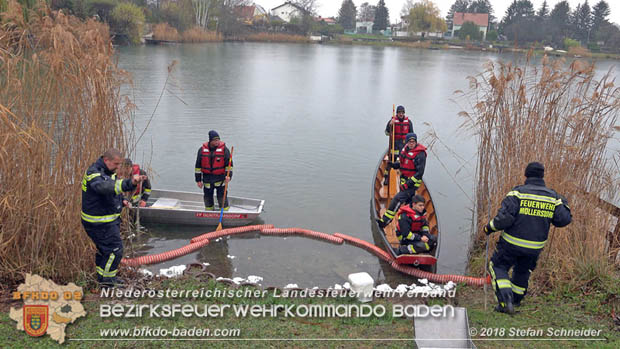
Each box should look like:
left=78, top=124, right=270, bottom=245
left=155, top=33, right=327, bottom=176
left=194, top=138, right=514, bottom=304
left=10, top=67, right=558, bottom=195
left=394, top=284, right=410, bottom=295
left=202, top=262, right=210, bottom=266
left=418, top=278, right=428, bottom=285
left=312, top=286, right=319, bottom=290
left=159, top=265, right=186, bottom=278
left=343, top=282, right=351, bottom=289
left=138, top=269, right=153, bottom=276
left=215, top=238, right=222, bottom=242
left=216, top=277, right=233, bottom=283
left=232, top=277, right=245, bottom=284
left=444, top=281, right=456, bottom=291
left=375, top=284, right=393, bottom=292
left=227, top=255, right=236, bottom=259
left=246, top=275, right=263, bottom=284
left=334, top=284, right=342, bottom=290
left=284, top=283, right=299, bottom=289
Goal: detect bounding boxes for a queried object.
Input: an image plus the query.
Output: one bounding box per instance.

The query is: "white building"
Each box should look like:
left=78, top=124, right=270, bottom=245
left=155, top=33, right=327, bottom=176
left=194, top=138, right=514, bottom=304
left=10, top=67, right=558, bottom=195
left=356, top=21, right=373, bottom=34
left=271, top=2, right=307, bottom=23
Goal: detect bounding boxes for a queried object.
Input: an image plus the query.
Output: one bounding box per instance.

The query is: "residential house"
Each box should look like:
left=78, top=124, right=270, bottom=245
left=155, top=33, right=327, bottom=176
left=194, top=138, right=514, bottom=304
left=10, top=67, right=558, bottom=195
left=271, top=2, right=308, bottom=23
left=316, top=17, right=337, bottom=25
left=451, top=12, right=489, bottom=40
left=235, top=4, right=268, bottom=25
left=356, top=21, right=373, bottom=34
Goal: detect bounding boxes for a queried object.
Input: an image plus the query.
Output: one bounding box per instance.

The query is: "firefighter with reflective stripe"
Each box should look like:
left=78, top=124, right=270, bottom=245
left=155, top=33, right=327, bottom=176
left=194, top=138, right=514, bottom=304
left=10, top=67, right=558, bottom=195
left=120, top=159, right=151, bottom=207
left=484, top=162, right=572, bottom=314
left=394, top=195, right=437, bottom=255
left=383, top=105, right=414, bottom=185
left=195, top=130, right=233, bottom=211
left=81, top=149, right=146, bottom=287
left=377, top=133, right=427, bottom=228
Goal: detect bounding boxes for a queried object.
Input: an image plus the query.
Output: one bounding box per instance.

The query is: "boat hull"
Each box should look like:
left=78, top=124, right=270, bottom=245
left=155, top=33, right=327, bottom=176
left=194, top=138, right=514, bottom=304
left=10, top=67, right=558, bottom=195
left=370, top=149, right=440, bottom=271
left=130, top=189, right=264, bottom=227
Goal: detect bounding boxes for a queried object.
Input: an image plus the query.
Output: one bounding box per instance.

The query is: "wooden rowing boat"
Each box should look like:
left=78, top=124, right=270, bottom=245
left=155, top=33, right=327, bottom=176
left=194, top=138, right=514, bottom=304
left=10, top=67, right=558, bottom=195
left=130, top=189, right=265, bottom=227
left=371, top=149, right=440, bottom=272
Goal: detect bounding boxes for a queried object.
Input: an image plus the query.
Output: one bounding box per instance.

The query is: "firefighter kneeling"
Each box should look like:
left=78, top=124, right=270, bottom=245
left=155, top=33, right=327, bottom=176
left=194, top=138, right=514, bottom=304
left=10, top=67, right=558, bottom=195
left=394, top=195, right=437, bottom=255
left=484, top=162, right=572, bottom=314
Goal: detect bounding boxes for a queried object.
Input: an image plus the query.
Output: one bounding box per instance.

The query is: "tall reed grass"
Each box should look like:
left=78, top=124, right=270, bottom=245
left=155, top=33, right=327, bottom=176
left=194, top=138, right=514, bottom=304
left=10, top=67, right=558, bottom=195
left=244, top=32, right=312, bottom=43
left=0, top=3, right=132, bottom=285
left=181, top=26, right=221, bottom=43
left=152, top=22, right=180, bottom=42
left=460, top=53, right=620, bottom=291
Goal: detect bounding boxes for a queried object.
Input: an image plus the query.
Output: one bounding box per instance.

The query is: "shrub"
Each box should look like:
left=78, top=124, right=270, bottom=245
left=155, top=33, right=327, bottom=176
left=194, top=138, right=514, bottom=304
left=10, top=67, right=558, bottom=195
left=563, top=37, right=581, bottom=49
left=109, top=2, right=145, bottom=45
left=458, top=21, right=482, bottom=41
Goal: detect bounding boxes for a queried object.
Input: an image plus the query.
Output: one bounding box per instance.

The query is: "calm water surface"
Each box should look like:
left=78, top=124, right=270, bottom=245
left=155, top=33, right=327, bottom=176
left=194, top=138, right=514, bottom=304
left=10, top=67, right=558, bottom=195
left=116, top=43, right=616, bottom=287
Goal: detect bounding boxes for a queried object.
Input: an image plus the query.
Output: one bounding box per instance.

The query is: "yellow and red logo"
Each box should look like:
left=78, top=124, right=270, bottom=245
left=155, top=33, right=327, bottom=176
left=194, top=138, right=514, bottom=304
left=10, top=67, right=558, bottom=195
left=23, top=305, right=48, bottom=337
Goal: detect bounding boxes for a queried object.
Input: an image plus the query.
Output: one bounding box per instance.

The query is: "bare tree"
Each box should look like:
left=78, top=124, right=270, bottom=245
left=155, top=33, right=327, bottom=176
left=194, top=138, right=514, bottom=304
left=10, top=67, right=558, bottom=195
left=193, top=0, right=214, bottom=28
left=292, top=0, right=319, bottom=16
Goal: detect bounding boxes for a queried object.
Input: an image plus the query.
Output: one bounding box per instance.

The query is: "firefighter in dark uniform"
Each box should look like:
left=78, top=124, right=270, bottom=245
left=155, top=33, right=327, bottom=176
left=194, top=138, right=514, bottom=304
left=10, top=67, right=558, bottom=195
left=484, top=162, right=572, bottom=314
left=377, top=133, right=427, bottom=228
left=81, top=149, right=146, bottom=287
left=383, top=105, right=413, bottom=185
left=120, top=158, right=152, bottom=207
left=195, top=130, right=233, bottom=211
left=394, top=195, right=437, bottom=255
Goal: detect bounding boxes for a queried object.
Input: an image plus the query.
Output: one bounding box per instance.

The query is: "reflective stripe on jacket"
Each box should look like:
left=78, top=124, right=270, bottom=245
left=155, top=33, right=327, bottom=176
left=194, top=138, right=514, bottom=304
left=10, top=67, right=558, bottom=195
left=81, top=157, right=135, bottom=226
left=488, top=177, right=572, bottom=252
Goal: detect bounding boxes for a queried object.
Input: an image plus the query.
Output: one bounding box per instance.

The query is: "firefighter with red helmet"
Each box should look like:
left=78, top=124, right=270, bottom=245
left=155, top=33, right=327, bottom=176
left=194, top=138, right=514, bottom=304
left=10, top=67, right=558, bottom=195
left=120, top=159, right=151, bottom=207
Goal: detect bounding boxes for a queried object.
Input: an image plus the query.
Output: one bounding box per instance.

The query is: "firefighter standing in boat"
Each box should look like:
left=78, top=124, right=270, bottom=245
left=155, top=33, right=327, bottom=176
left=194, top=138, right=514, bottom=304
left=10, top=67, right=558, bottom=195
left=81, top=149, right=146, bottom=287
left=195, top=130, right=233, bottom=211
left=484, top=162, right=572, bottom=314
left=383, top=105, right=413, bottom=185
left=377, top=132, right=427, bottom=228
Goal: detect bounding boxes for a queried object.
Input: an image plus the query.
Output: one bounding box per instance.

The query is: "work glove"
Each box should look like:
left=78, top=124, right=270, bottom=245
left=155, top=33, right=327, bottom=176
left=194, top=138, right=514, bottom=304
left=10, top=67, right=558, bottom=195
left=400, top=182, right=409, bottom=191
left=389, top=161, right=400, bottom=169
left=484, top=223, right=493, bottom=235
left=557, top=194, right=569, bottom=207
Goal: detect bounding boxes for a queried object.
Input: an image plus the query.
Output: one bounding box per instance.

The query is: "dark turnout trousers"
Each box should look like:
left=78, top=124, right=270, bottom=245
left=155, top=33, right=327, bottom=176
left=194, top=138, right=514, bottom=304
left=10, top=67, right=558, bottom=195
left=489, top=240, right=539, bottom=306
left=83, top=222, right=123, bottom=285
left=203, top=181, right=229, bottom=210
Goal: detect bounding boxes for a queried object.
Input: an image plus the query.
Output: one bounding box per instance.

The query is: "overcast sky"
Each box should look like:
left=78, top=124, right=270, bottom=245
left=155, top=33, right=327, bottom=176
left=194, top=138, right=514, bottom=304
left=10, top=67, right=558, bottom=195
left=259, top=0, right=620, bottom=25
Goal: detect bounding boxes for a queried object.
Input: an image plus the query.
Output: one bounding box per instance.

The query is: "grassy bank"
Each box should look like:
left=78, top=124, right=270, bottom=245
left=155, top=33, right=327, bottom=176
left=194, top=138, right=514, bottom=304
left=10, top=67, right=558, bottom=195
left=2, top=275, right=618, bottom=347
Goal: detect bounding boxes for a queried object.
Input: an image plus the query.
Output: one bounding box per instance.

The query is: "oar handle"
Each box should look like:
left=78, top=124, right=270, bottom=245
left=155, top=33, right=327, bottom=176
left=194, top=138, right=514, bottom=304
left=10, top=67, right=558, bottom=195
left=221, top=146, right=234, bottom=204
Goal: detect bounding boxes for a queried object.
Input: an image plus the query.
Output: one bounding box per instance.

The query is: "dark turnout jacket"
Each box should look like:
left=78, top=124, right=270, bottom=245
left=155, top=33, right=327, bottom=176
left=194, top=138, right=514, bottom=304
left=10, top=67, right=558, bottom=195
left=488, top=177, right=572, bottom=254
left=81, top=157, right=136, bottom=227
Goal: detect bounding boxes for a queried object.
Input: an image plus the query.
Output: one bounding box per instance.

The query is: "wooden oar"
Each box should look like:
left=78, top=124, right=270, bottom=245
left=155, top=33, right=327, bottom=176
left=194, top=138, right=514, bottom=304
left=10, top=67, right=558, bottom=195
left=216, top=146, right=234, bottom=231
left=388, top=105, right=398, bottom=200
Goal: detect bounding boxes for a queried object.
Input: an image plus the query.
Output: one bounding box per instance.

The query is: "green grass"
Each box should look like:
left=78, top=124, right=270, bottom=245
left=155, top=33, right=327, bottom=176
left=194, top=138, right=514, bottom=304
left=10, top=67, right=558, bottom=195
left=1, top=276, right=415, bottom=348
left=456, top=281, right=620, bottom=348
left=3, top=274, right=618, bottom=348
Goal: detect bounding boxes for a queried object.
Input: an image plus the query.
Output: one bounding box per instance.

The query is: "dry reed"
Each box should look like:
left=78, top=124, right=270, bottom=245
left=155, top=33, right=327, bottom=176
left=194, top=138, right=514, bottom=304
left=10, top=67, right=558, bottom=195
left=181, top=27, right=221, bottom=43
left=0, top=3, right=132, bottom=285
left=152, top=22, right=180, bottom=42
left=459, top=53, right=620, bottom=291
left=567, top=45, right=592, bottom=57
left=244, top=32, right=312, bottom=43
